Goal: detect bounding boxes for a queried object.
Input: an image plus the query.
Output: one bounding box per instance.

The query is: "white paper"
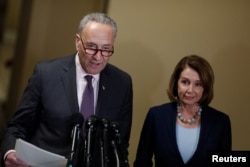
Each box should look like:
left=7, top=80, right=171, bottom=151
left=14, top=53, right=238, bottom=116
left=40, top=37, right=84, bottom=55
left=15, top=138, right=68, bottom=167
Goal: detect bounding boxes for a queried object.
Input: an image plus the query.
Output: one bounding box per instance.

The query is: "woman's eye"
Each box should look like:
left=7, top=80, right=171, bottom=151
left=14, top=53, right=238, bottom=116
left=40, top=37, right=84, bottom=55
left=195, top=82, right=202, bottom=87
left=181, top=80, right=189, bottom=85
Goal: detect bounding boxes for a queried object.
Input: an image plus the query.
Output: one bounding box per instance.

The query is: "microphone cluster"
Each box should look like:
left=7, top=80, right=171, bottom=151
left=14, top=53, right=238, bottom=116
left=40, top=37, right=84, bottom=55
left=83, top=115, right=129, bottom=167
left=67, top=114, right=129, bottom=167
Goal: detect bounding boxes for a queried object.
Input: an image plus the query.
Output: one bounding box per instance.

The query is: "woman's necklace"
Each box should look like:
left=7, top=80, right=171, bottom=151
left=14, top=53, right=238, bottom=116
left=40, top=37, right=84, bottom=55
left=177, top=103, right=202, bottom=124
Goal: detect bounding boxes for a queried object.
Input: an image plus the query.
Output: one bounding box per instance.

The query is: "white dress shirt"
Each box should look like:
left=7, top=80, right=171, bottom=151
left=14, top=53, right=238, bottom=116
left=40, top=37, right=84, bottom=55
left=75, top=53, right=100, bottom=114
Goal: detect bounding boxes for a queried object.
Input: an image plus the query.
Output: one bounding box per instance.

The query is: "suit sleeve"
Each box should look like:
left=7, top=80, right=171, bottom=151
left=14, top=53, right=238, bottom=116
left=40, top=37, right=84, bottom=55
left=0, top=63, right=42, bottom=159
left=118, top=74, right=133, bottom=161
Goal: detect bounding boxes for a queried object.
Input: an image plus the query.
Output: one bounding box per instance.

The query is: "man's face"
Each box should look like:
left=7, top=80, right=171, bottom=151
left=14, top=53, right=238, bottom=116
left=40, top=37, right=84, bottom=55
left=75, top=21, right=115, bottom=74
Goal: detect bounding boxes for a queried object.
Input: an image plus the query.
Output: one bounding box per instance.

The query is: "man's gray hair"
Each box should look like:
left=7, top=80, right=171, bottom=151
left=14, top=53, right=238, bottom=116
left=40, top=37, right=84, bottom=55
left=78, top=13, right=117, bottom=38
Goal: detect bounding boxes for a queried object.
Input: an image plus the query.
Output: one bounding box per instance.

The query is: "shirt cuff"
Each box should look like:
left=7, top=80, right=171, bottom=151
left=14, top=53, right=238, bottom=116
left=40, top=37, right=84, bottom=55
left=4, top=150, right=16, bottom=161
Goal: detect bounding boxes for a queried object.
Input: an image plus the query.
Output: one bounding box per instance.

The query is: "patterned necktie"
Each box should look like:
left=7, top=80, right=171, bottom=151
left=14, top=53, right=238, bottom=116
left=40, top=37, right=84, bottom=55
left=81, top=75, right=94, bottom=122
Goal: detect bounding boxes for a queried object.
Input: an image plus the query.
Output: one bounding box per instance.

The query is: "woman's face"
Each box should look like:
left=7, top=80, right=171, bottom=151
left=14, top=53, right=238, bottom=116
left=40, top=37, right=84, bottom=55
left=177, top=66, right=204, bottom=106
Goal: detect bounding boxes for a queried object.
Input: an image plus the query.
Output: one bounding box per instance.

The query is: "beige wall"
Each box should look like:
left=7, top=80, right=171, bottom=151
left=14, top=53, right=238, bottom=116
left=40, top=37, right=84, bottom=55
left=107, top=0, right=250, bottom=165
left=3, top=0, right=250, bottom=166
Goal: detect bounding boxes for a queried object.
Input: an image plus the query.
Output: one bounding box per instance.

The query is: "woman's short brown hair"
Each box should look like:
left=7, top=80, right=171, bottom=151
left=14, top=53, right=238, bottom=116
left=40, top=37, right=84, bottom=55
left=167, top=55, right=214, bottom=106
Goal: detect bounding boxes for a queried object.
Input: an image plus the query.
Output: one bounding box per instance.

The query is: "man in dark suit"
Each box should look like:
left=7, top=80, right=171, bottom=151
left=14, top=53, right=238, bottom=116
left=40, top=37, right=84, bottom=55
left=1, top=13, right=133, bottom=167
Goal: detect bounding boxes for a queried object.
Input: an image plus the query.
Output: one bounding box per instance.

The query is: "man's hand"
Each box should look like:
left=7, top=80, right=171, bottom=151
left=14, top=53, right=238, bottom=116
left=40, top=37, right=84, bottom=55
left=5, top=152, right=29, bottom=167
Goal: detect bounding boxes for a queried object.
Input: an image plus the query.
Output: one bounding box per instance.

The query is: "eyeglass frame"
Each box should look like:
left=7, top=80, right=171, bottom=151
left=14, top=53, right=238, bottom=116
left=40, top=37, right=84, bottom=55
left=78, top=35, right=114, bottom=57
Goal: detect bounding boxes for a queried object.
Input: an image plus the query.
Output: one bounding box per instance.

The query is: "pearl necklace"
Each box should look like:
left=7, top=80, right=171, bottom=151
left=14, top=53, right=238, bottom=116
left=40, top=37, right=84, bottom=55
left=177, top=103, right=202, bottom=124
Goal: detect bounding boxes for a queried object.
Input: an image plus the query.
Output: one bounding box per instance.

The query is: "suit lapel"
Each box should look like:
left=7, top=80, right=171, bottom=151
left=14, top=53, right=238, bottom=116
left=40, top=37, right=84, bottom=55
left=195, top=107, right=211, bottom=151
left=61, top=55, right=79, bottom=115
left=95, top=66, right=109, bottom=116
left=188, top=107, right=211, bottom=163
left=168, top=103, right=185, bottom=163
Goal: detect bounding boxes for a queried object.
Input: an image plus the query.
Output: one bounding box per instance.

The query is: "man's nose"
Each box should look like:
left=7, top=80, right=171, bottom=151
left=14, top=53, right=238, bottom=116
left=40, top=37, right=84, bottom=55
left=93, top=50, right=103, bottom=60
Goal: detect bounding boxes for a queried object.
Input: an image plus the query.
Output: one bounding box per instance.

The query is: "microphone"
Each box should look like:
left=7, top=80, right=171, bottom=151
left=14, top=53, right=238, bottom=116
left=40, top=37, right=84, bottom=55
left=67, top=113, right=84, bottom=167
left=110, top=122, right=121, bottom=144
left=101, top=118, right=110, bottom=167
left=110, top=122, right=129, bottom=167
left=84, top=115, right=98, bottom=167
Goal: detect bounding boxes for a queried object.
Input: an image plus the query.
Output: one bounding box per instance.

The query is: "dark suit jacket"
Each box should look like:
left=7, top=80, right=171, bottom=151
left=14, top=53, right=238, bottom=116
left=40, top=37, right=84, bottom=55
left=1, top=54, right=133, bottom=166
left=134, top=102, right=231, bottom=167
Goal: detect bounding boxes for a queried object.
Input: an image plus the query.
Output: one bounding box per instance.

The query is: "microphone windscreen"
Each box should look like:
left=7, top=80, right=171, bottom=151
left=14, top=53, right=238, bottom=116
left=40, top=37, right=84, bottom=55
left=87, top=115, right=98, bottom=123
left=110, top=121, right=119, bottom=130
left=101, top=118, right=109, bottom=128
left=72, top=113, right=84, bottom=127
left=86, top=115, right=98, bottom=128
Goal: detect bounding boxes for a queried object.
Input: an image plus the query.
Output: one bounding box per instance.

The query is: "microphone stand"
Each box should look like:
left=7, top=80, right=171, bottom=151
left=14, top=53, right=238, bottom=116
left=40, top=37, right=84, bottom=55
left=67, top=113, right=83, bottom=167
left=111, top=140, right=120, bottom=167
left=101, top=118, right=110, bottom=167
left=67, top=124, right=80, bottom=167
left=84, top=115, right=98, bottom=167
left=110, top=122, right=129, bottom=167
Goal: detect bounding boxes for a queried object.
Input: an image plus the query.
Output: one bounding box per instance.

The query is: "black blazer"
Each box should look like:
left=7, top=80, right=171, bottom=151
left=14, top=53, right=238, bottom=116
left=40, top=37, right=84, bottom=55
left=1, top=54, right=133, bottom=166
left=134, top=102, right=231, bottom=167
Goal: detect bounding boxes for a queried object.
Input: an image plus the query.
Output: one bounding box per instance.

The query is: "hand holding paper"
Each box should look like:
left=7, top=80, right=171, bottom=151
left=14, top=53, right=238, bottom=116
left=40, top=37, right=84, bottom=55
left=15, top=139, right=68, bottom=167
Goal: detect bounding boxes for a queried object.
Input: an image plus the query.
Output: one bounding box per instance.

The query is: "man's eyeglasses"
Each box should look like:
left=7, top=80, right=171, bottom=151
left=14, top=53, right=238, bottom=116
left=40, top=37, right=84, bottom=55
left=79, top=36, right=114, bottom=57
